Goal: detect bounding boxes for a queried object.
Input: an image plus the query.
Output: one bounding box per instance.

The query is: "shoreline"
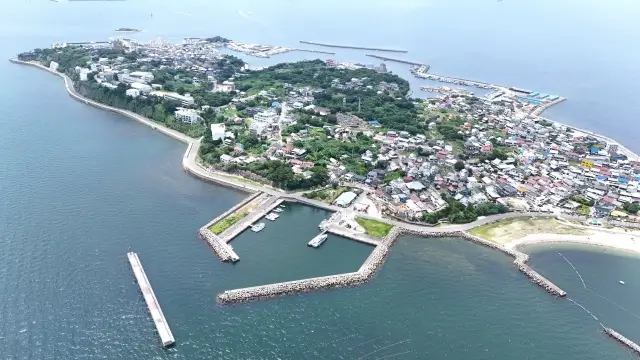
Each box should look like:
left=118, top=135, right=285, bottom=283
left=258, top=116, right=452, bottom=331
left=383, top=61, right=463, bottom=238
left=11, top=57, right=640, bottom=259
left=505, top=232, right=640, bottom=257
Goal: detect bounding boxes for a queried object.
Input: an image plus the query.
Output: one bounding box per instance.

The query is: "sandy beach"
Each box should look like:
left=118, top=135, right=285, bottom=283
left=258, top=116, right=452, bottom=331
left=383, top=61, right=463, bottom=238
left=504, top=231, right=640, bottom=256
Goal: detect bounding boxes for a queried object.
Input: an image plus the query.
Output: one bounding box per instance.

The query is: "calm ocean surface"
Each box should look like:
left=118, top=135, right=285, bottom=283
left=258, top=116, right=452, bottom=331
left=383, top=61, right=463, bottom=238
left=1, top=1, right=640, bottom=359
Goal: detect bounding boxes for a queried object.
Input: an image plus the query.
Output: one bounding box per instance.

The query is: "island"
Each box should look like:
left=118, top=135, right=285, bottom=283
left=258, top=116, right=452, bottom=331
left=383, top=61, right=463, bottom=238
left=115, top=28, right=141, bottom=32
left=12, top=37, right=640, bottom=353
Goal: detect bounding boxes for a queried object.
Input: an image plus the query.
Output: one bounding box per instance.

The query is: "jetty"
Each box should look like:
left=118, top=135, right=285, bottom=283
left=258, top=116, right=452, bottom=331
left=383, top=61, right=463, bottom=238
left=603, top=327, right=640, bottom=356
left=300, top=41, right=408, bottom=53
left=127, top=252, right=175, bottom=347
left=412, top=71, right=498, bottom=90
left=365, top=54, right=423, bottom=66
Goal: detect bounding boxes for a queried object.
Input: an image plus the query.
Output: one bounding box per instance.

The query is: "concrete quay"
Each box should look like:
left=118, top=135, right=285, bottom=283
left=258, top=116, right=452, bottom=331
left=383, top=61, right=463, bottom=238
left=127, top=252, right=175, bottom=347
left=324, top=225, right=381, bottom=246
left=530, top=97, right=567, bottom=117
left=412, top=71, right=499, bottom=90
left=217, top=196, right=284, bottom=243
left=603, top=327, right=640, bottom=356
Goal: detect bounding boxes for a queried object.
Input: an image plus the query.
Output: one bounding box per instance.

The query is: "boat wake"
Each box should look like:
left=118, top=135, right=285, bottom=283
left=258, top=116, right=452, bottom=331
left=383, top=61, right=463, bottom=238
left=354, top=339, right=411, bottom=360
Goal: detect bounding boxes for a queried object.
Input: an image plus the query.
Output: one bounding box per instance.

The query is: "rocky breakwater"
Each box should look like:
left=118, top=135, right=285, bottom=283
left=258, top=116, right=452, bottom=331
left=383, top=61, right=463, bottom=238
left=217, top=272, right=368, bottom=304
left=401, top=229, right=566, bottom=298
left=198, top=228, right=234, bottom=262
left=217, top=228, right=403, bottom=304
left=603, top=327, right=640, bottom=356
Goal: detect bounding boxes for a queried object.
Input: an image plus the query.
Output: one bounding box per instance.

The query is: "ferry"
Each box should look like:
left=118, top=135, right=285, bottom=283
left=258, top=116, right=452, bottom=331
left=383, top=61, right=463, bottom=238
left=265, top=213, right=280, bottom=221
left=307, top=234, right=328, bottom=248
left=251, top=223, right=265, bottom=232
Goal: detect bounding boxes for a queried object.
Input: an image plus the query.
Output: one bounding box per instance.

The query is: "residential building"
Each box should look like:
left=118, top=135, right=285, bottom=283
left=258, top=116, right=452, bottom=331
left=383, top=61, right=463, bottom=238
left=130, top=82, right=152, bottom=93
left=49, top=61, right=59, bottom=71
left=125, top=88, right=140, bottom=98
left=210, top=123, right=226, bottom=141
left=174, top=108, right=200, bottom=124
left=163, top=92, right=195, bottom=106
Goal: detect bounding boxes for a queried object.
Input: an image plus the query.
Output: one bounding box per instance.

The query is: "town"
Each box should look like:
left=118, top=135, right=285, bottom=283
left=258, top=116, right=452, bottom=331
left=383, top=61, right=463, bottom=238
left=17, top=37, right=640, bottom=227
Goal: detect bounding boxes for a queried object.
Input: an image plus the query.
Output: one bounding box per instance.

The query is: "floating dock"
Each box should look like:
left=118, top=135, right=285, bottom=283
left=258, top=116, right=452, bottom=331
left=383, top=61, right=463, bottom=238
left=603, top=327, right=640, bottom=356
left=127, top=252, right=175, bottom=347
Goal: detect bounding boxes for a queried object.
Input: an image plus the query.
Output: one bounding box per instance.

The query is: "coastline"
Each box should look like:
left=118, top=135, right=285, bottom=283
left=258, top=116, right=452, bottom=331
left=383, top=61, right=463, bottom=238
left=506, top=232, right=640, bottom=258
left=11, top=57, right=640, bottom=260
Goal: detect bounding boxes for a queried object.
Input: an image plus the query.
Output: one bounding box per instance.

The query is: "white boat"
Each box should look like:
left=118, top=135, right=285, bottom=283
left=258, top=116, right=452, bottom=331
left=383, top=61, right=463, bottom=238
left=318, top=219, right=327, bottom=229
left=279, top=204, right=285, bottom=208
left=273, top=208, right=283, bottom=213
left=308, top=234, right=328, bottom=248
left=251, top=223, right=265, bottom=232
left=619, top=280, right=625, bottom=285
left=265, top=213, right=280, bottom=221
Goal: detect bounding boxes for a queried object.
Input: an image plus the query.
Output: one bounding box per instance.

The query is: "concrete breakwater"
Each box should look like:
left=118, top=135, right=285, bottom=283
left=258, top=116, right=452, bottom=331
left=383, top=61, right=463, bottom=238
left=198, top=228, right=237, bottom=262
left=294, top=48, right=335, bottom=55
left=365, top=54, right=423, bottom=66
left=299, top=41, right=408, bottom=53
left=603, top=327, right=640, bottom=356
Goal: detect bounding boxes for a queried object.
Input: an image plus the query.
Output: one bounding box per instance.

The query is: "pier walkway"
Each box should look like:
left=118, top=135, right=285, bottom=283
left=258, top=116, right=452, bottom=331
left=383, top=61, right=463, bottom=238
left=127, top=252, right=175, bottom=347
left=325, top=225, right=380, bottom=246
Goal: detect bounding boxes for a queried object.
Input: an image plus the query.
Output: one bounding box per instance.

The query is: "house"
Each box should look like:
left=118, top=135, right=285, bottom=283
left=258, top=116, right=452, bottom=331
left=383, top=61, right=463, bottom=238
left=210, top=123, right=226, bottom=141
left=162, top=92, right=195, bottom=106
left=220, top=154, right=233, bottom=163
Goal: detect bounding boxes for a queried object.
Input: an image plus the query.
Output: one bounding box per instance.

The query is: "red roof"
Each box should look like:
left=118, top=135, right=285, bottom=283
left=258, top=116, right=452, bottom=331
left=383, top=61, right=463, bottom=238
left=403, top=176, right=414, bottom=182
left=481, top=145, right=492, bottom=152
left=602, top=196, right=614, bottom=203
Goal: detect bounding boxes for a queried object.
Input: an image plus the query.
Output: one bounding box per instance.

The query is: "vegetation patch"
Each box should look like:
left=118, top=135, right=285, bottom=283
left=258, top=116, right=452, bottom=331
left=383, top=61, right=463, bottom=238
left=209, top=212, right=248, bottom=235
left=355, top=218, right=393, bottom=237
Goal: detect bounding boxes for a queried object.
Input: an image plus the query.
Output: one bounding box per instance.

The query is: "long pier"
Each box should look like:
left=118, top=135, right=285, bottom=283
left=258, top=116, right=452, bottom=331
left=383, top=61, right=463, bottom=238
left=127, top=252, right=175, bottom=347
left=413, top=71, right=499, bottom=90
left=216, top=227, right=565, bottom=304
left=300, top=41, right=408, bottom=53
left=603, top=327, right=640, bottom=356
left=365, top=54, right=423, bottom=66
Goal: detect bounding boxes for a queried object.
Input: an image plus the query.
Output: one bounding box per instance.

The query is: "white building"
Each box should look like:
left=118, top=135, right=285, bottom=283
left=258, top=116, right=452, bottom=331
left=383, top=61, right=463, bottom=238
left=214, top=80, right=235, bottom=92
left=210, top=123, right=226, bottom=141
left=130, top=82, right=152, bottom=93
left=129, top=71, right=154, bottom=83
left=249, top=122, right=268, bottom=137
left=254, top=111, right=277, bottom=124
left=163, top=92, right=195, bottom=106
left=49, top=61, right=59, bottom=71
left=125, top=88, right=140, bottom=98
left=174, top=108, right=200, bottom=124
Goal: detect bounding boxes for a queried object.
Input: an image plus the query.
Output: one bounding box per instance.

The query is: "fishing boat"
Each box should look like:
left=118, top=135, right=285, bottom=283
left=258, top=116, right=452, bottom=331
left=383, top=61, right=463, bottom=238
left=251, top=223, right=265, bottom=232
left=308, top=234, right=328, bottom=248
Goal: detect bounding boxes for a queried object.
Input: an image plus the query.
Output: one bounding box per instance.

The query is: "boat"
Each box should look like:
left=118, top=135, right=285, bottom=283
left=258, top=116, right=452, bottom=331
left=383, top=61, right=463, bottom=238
left=619, top=280, right=625, bottom=285
left=273, top=208, right=283, bottom=213
left=318, top=219, right=327, bottom=229
left=251, top=223, right=265, bottom=232
left=279, top=204, right=285, bottom=208
left=265, top=213, right=280, bottom=221
left=308, top=234, right=328, bottom=248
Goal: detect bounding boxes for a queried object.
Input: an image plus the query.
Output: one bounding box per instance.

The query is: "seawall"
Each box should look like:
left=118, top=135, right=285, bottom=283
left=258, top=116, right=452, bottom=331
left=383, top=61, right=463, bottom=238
left=365, top=54, right=423, bottom=66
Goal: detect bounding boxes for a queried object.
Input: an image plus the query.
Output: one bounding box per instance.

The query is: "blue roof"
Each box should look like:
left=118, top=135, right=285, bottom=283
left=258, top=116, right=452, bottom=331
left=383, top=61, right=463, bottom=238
left=590, top=147, right=600, bottom=154
left=369, top=120, right=379, bottom=125
left=271, top=101, right=281, bottom=108
left=618, top=177, right=629, bottom=183
left=597, top=175, right=607, bottom=180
